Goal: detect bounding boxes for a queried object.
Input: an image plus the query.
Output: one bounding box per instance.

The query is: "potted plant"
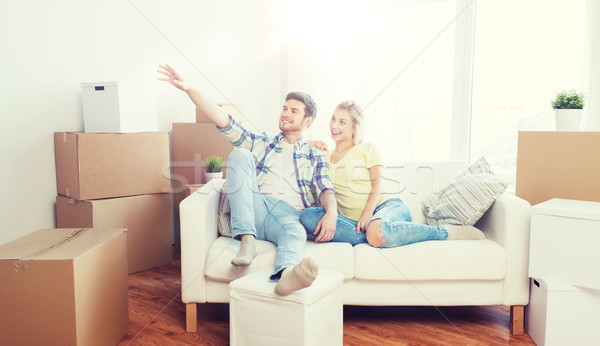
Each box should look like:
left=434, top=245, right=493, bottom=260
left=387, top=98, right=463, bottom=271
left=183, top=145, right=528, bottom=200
left=204, top=154, right=223, bottom=183
left=551, top=90, right=585, bottom=131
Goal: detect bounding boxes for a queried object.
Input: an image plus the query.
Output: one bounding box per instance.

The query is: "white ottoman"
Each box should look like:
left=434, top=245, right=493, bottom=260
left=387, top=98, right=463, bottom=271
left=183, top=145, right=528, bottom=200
left=229, top=267, right=344, bottom=346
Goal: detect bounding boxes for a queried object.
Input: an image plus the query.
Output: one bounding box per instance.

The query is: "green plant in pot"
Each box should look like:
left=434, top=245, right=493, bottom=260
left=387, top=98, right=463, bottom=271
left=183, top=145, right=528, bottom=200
left=204, top=155, right=223, bottom=183
left=551, top=90, right=584, bottom=131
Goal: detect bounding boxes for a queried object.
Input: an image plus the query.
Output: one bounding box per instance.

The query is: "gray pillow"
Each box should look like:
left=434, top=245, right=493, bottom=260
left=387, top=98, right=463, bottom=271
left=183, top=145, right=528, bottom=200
left=422, top=157, right=508, bottom=226
left=217, top=183, right=232, bottom=237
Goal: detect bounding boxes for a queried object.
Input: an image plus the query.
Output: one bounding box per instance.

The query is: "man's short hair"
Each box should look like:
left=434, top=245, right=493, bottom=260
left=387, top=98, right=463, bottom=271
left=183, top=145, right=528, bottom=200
left=285, top=91, right=317, bottom=120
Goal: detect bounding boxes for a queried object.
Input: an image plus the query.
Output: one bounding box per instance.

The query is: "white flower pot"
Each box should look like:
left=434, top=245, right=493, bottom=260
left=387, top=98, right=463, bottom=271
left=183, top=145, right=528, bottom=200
left=555, top=109, right=582, bottom=131
left=204, top=171, right=223, bottom=183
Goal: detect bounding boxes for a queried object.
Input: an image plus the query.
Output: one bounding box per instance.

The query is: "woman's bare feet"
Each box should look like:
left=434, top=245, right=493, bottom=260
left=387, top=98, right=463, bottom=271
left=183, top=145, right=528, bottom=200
left=444, top=225, right=485, bottom=240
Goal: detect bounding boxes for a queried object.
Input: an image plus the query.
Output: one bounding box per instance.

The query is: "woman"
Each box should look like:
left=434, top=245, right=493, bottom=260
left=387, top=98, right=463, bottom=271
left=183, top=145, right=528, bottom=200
left=301, top=101, right=483, bottom=247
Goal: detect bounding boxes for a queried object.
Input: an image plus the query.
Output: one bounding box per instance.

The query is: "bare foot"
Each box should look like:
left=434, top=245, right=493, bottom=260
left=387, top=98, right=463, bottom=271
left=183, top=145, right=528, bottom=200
left=274, top=258, right=319, bottom=296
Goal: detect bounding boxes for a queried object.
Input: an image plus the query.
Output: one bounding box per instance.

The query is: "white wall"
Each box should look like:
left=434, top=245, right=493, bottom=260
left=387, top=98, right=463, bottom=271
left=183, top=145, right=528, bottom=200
left=0, top=0, right=285, bottom=245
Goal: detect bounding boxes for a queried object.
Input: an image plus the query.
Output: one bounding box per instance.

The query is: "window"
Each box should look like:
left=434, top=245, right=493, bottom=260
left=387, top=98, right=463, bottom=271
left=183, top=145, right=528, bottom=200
left=283, top=0, right=458, bottom=165
left=470, top=0, right=587, bottom=177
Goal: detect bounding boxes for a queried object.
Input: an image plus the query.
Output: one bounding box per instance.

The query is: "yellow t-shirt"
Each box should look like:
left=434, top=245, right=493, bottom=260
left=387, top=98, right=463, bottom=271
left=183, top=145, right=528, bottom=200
left=327, top=142, right=388, bottom=221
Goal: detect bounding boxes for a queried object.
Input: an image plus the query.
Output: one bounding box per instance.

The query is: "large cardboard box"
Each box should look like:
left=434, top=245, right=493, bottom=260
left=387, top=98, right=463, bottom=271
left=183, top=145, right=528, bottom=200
left=525, top=278, right=600, bottom=346
left=0, top=228, right=129, bottom=346
left=81, top=81, right=157, bottom=133
left=529, top=198, right=600, bottom=290
left=56, top=193, right=172, bottom=273
left=171, top=122, right=234, bottom=250
left=55, top=131, right=171, bottom=200
left=516, top=131, right=600, bottom=206
left=171, top=123, right=233, bottom=188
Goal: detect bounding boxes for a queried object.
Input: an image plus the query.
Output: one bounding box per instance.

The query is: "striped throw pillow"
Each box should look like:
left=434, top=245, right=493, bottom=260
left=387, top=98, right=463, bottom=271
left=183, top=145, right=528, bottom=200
left=422, top=157, right=508, bottom=226
left=217, top=183, right=233, bottom=237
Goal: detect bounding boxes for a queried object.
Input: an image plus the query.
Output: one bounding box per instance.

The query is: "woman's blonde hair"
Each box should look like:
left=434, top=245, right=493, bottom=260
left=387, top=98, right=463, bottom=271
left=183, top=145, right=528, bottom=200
left=336, top=100, right=365, bottom=145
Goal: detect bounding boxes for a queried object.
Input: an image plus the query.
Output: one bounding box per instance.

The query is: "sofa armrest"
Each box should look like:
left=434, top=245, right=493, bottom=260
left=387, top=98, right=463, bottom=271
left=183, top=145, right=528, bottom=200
left=476, top=192, right=531, bottom=305
left=180, top=179, right=225, bottom=304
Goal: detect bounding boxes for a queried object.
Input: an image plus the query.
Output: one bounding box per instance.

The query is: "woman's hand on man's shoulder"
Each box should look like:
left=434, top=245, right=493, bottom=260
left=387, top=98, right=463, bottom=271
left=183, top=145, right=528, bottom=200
left=308, top=140, right=329, bottom=152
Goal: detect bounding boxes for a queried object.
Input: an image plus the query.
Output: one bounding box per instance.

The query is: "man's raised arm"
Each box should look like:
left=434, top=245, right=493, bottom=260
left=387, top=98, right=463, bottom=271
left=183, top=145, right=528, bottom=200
left=157, top=64, right=230, bottom=128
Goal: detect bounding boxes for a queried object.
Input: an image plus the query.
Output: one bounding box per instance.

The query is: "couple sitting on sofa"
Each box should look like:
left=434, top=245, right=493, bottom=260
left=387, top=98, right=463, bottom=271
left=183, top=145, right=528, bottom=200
left=158, top=64, right=483, bottom=296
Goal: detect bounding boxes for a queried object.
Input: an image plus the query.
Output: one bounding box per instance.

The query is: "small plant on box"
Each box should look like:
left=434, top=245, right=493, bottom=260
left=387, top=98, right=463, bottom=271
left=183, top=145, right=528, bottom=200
left=204, top=155, right=222, bottom=173
left=551, top=90, right=585, bottom=109
left=551, top=90, right=585, bottom=131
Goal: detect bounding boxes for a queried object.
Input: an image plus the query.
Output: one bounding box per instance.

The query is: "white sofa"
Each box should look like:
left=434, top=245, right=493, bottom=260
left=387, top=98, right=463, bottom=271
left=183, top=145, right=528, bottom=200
left=180, top=161, right=531, bottom=334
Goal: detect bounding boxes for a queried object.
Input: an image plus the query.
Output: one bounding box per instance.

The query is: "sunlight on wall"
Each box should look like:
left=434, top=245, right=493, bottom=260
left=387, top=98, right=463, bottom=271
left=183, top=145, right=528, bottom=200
left=280, top=0, right=457, bottom=164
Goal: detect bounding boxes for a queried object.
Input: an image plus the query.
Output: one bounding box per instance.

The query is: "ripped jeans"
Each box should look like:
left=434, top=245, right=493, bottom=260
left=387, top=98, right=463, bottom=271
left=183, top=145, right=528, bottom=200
left=299, top=198, right=448, bottom=247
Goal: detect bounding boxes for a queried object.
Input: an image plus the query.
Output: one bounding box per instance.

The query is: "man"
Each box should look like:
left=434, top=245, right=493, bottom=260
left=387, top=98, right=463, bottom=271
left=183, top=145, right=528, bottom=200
left=158, top=64, right=338, bottom=295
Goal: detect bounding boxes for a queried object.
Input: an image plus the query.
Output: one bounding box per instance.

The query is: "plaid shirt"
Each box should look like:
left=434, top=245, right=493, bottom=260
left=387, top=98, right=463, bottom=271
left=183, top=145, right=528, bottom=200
left=218, top=116, right=334, bottom=208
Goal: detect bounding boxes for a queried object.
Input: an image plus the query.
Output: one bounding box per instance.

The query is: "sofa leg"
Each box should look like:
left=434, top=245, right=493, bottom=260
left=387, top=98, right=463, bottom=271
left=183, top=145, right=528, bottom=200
left=186, top=303, right=198, bottom=333
left=509, top=305, right=524, bottom=335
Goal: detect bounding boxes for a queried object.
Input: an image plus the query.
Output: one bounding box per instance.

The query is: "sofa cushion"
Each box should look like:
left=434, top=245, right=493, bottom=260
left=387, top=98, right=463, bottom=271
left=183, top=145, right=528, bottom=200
left=205, top=237, right=277, bottom=281
left=422, top=157, right=508, bottom=226
left=205, top=237, right=355, bottom=282
left=354, top=239, right=506, bottom=281
left=305, top=241, right=354, bottom=280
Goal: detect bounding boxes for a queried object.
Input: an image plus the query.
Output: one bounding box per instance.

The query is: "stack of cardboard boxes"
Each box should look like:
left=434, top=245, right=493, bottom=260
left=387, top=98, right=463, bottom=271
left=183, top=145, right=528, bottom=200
left=1, top=84, right=254, bottom=345
left=516, top=132, right=600, bottom=345
left=55, top=82, right=173, bottom=274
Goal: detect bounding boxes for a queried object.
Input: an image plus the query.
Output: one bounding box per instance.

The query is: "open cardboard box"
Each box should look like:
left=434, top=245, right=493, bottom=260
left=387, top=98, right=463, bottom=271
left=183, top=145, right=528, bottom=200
left=516, top=131, right=600, bottom=205
left=0, top=228, right=129, bottom=345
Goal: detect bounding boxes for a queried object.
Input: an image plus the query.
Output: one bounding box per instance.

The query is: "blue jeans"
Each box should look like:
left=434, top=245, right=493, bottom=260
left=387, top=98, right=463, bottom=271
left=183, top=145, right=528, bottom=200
left=300, top=198, right=448, bottom=247
left=227, top=148, right=307, bottom=278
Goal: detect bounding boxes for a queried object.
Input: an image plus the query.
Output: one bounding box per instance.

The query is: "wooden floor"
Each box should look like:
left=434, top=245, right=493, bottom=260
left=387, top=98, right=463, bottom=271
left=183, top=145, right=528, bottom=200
left=118, top=251, right=536, bottom=345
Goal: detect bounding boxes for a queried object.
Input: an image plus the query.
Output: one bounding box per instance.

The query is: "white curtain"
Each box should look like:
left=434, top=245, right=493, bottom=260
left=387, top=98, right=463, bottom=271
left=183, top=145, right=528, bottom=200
left=584, top=0, right=600, bottom=130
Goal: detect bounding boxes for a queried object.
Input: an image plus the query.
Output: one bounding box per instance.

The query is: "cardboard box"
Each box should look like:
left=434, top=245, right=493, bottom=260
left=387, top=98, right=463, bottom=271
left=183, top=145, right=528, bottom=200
left=171, top=122, right=233, bottom=250
left=186, top=183, right=206, bottom=195
left=197, top=103, right=245, bottom=123
left=81, top=81, right=157, bottom=133
left=525, top=278, right=600, bottom=346
left=56, top=193, right=172, bottom=273
left=55, top=131, right=171, bottom=200
left=171, top=123, right=233, bottom=188
left=0, top=228, right=129, bottom=346
left=516, top=131, right=600, bottom=206
left=529, top=198, right=600, bottom=290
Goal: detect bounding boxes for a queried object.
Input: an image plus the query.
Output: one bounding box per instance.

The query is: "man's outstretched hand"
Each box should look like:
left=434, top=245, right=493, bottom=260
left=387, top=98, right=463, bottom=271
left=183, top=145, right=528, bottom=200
left=156, top=64, right=230, bottom=128
left=157, top=64, right=190, bottom=91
